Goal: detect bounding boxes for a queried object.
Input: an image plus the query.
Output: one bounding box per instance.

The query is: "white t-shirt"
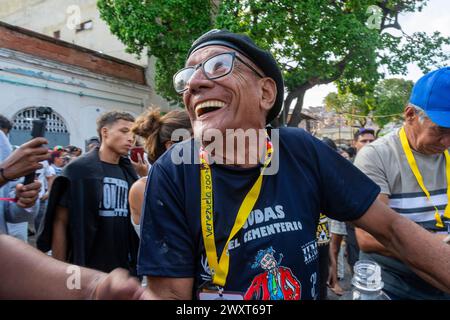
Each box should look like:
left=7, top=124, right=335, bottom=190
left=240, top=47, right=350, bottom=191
left=36, top=161, right=55, bottom=198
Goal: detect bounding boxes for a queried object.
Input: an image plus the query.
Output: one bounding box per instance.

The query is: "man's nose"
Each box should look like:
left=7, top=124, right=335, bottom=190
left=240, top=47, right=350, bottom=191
left=186, top=68, right=213, bottom=93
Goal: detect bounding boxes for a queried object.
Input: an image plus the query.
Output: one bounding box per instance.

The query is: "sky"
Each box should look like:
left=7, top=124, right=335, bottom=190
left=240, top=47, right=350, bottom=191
left=303, top=0, right=450, bottom=109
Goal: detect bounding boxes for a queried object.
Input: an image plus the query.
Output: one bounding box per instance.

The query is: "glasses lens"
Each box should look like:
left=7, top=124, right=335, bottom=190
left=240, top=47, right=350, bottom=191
left=174, top=68, right=195, bottom=93
left=203, top=53, right=233, bottom=79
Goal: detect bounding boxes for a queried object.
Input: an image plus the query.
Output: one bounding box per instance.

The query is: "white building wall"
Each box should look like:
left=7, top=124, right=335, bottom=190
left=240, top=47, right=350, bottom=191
left=0, top=0, right=172, bottom=110
left=0, top=48, right=152, bottom=148
left=0, top=0, right=147, bottom=66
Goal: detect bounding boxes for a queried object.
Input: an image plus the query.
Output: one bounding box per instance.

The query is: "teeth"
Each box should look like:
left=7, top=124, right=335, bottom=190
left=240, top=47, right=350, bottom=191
left=195, top=100, right=225, bottom=117
left=196, top=100, right=225, bottom=110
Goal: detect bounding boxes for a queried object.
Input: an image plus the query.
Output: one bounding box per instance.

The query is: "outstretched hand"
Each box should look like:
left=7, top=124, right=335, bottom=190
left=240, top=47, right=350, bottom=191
left=90, top=269, right=151, bottom=300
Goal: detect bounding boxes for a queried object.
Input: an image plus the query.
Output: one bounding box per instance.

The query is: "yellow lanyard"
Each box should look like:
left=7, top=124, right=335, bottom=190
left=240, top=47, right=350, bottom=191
left=199, top=132, right=273, bottom=287
left=399, top=127, right=450, bottom=228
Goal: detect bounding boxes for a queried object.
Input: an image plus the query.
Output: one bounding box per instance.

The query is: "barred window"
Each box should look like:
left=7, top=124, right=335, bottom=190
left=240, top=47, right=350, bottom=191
left=12, top=107, right=68, bottom=133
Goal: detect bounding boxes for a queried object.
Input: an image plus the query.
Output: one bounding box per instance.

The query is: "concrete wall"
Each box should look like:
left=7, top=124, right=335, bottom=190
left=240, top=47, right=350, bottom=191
left=0, top=48, right=152, bottom=149
left=0, top=0, right=172, bottom=109
left=0, top=0, right=147, bottom=66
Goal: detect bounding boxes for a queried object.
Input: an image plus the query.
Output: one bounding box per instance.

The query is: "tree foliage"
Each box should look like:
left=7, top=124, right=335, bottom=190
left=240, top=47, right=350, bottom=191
left=97, top=0, right=213, bottom=103
left=372, top=78, right=414, bottom=128
left=324, top=78, right=414, bottom=129
left=98, top=0, right=449, bottom=125
left=324, top=89, right=372, bottom=128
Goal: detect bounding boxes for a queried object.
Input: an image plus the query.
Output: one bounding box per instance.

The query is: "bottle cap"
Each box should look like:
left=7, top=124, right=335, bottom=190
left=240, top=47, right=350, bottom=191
left=352, top=260, right=384, bottom=292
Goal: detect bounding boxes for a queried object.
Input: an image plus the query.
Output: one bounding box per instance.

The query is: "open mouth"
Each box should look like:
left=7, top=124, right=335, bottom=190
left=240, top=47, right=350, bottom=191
left=195, top=100, right=225, bottom=118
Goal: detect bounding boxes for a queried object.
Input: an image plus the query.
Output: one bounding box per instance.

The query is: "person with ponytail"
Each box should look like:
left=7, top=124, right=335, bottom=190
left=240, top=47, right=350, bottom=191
left=128, top=108, right=192, bottom=237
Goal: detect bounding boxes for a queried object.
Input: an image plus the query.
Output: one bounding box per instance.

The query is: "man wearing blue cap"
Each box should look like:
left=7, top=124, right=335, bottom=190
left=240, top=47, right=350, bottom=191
left=138, top=30, right=450, bottom=300
left=355, top=67, right=450, bottom=299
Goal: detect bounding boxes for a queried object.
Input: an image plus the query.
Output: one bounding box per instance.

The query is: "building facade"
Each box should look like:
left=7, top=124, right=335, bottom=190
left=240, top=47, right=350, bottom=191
left=0, top=22, right=154, bottom=149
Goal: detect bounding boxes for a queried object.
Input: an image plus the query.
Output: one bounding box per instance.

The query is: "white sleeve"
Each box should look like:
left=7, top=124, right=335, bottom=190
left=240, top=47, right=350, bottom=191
left=47, top=165, right=56, bottom=176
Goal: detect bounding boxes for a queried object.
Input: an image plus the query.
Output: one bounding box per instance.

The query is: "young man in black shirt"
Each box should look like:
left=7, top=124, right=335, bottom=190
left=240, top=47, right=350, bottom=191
left=37, top=111, right=139, bottom=274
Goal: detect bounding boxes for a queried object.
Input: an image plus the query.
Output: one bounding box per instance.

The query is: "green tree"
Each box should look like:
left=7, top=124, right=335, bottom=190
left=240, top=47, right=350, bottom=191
left=372, top=78, right=414, bottom=128
left=324, top=90, right=371, bottom=128
left=324, top=78, right=414, bottom=130
left=217, top=0, right=449, bottom=126
left=97, top=0, right=214, bottom=103
left=98, top=0, right=449, bottom=125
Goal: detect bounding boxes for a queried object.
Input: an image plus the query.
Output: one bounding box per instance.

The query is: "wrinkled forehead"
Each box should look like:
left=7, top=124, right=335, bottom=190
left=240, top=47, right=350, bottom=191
left=186, top=45, right=264, bottom=75
left=186, top=45, right=228, bottom=66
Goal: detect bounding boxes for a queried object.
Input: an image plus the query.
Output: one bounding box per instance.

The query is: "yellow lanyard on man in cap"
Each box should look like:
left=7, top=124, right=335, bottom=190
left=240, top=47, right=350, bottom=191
left=399, top=127, right=450, bottom=228
left=199, top=132, right=273, bottom=287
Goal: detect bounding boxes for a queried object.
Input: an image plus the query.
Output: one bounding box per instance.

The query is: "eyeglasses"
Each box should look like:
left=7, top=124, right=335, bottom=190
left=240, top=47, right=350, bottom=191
left=173, top=52, right=264, bottom=94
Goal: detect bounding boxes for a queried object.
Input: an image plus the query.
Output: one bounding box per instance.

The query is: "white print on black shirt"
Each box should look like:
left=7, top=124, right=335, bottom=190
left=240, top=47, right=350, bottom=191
left=200, top=255, right=212, bottom=282
left=301, top=240, right=318, bottom=265
left=243, top=205, right=286, bottom=229
left=99, top=177, right=129, bottom=217
left=227, top=205, right=303, bottom=251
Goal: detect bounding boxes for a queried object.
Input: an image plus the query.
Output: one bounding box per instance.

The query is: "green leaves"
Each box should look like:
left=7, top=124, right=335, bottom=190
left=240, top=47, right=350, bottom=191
left=98, top=0, right=213, bottom=103
left=372, top=78, right=414, bottom=128
left=98, top=0, right=448, bottom=126
left=325, top=78, right=414, bottom=130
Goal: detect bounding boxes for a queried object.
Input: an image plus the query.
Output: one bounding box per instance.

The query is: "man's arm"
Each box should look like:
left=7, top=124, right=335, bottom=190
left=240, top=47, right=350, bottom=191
left=51, top=205, right=69, bottom=261
left=354, top=199, right=450, bottom=293
left=355, top=194, right=395, bottom=257
left=0, top=234, right=149, bottom=300
left=41, top=174, right=56, bottom=201
left=146, top=277, right=194, bottom=300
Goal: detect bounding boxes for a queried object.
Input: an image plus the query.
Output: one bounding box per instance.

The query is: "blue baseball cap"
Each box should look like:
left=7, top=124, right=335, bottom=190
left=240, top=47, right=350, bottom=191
left=410, top=67, right=450, bottom=128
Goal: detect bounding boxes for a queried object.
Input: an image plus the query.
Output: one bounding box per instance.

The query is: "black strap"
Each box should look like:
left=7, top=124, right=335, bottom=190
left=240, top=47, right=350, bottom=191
left=0, top=167, right=13, bottom=182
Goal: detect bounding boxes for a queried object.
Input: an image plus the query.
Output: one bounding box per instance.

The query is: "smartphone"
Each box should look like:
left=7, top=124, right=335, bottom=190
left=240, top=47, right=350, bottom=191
left=130, top=146, right=144, bottom=162
left=23, top=119, right=47, bottom=185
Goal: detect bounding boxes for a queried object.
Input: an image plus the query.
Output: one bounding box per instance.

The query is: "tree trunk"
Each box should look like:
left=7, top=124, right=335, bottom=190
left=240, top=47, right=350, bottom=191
left=287, top=87, right=308, bottom=127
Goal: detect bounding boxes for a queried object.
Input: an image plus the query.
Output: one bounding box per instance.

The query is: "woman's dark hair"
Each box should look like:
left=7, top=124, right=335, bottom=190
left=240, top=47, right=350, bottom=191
left=0, top=114, right=12, bottom=133
left=132, top=107, right=192, bottom=164
left=49, top=150, right=62, bottom=164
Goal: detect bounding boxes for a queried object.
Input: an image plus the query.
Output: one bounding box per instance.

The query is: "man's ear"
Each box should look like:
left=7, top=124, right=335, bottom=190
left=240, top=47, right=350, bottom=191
left=101, top=127, right=108, bottom=141
left=259, top=78, right=277, bottom=115
left=404, top=105, right=416, bottom=125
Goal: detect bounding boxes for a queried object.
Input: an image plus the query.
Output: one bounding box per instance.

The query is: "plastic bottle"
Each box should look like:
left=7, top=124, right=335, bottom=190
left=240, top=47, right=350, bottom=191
left=340, top=260, right=390, bottom=300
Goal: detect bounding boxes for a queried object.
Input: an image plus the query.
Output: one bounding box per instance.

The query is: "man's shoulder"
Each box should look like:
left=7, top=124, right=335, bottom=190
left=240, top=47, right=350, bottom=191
left=278, top=127, right=312, bottom=140
left=354, top=130, right=401, bottom=176
left=151, top=138, right=196, bottom=177
left=275, top=127, right=317, bottom=152
left=63, top=151, right=100, bottom=179
left=359, top=130, right=400, bottom=157
left=158, top=138, right=195, bottom=165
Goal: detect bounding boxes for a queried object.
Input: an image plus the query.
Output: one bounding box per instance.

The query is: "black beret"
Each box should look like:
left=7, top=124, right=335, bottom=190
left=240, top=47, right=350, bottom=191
left=188, top=29, right=284, bottom=124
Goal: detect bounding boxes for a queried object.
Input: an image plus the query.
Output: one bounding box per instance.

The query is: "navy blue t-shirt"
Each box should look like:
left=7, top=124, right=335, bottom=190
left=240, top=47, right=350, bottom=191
left=138, top=128, right=380, bottom=300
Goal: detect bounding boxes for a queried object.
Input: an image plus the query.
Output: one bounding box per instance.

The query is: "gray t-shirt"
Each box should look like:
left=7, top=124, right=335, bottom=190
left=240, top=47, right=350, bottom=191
left=354, top=129, right=450, bottom=299
left=355, top=129, right=449, bottom=231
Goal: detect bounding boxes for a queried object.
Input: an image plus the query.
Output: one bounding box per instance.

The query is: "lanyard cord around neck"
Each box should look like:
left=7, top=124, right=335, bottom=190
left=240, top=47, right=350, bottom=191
left=199, top=131, right=273, bottom=287
left=399, top=126, right=450, bottom=228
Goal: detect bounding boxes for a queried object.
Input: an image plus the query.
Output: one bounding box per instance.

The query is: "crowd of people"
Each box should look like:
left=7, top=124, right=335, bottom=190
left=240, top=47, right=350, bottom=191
left=0, top=29, right=449, bottom=300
